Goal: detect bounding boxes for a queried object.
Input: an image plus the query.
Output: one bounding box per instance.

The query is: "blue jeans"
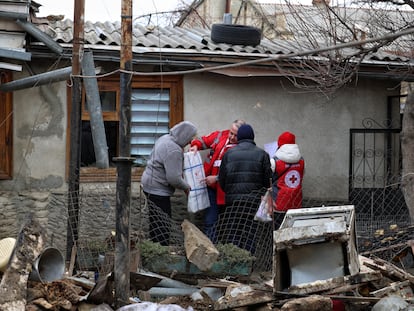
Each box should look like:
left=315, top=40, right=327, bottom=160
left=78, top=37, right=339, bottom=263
left=204, top=187, right=219, bottom=243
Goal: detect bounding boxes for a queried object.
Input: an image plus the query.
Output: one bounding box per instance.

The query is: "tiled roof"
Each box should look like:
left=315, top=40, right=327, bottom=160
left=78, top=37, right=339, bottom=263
left=32, top=18, right=411, bottom=63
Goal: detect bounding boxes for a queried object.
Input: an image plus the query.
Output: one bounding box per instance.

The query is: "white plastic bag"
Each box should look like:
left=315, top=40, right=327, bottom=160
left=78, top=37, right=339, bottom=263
left=183, top=152, right=210, bottom=213
left=118, top=302, right=194, bottom=311
left=254, top=189, right=273, bottom=222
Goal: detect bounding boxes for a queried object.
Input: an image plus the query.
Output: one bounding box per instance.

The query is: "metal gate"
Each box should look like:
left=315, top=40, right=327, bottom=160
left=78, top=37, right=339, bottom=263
left=349, top=122, right=407, bottom=220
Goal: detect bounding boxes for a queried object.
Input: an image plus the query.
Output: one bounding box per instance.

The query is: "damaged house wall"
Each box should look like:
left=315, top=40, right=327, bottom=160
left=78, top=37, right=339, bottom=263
left=0, top=65, right=400, bottom=254
left=8, top=68, right=67, bottom=192
left=0, top=63, right=69, bottom=252
left=0, top=9, right=409, bottom=257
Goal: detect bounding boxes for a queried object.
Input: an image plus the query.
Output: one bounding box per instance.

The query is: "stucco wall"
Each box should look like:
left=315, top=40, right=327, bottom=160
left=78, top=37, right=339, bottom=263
left=183, top=73, right=400, bottom=201
left=1, top=69, right=67, bottom=192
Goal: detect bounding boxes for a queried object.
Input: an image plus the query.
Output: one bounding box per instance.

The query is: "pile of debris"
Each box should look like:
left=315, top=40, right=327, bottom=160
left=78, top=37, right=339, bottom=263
left=17, top=253, right=414, bottom=310
left=2, top=210, right=414, bottom=310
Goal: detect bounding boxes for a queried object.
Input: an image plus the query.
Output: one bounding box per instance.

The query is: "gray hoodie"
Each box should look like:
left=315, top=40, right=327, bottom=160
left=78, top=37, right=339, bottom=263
left=141, top=121, right=197, bottom=196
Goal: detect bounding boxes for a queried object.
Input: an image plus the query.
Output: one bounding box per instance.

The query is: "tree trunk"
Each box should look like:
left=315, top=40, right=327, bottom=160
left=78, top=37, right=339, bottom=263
left=401, top=87, right=414, bottom=223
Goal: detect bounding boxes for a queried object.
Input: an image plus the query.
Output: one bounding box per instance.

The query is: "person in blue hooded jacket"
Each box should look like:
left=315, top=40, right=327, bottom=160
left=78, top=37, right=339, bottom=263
left=141, top=120, right=197, bottom=245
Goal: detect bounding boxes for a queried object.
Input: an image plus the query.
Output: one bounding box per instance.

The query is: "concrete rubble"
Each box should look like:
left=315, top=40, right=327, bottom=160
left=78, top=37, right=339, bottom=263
left=2, top=211, right=414, bottom=310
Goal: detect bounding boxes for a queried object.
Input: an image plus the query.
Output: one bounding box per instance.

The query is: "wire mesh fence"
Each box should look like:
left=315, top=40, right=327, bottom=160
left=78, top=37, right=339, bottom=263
left=54, top=175, right=413, bottom=279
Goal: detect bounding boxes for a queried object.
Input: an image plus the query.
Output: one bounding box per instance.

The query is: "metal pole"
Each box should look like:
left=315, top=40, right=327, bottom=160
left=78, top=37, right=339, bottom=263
left=67, top=0, right=84, bottom=265
left=81, top=51, right=109, bottom=168
left=0, top=67, right=72, bottom=92
left=114, top=0, right=134, bottom=307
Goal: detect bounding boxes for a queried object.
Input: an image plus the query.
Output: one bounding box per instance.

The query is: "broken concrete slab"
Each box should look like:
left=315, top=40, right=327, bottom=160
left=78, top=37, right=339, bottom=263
left=181, top=219, right=219, bottom=271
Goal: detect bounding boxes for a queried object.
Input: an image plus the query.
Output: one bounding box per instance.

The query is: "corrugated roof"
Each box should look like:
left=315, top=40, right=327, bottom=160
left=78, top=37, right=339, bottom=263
left=33, top=18, right=411, bottom=63
left=40, top=19, right=297, bottom=55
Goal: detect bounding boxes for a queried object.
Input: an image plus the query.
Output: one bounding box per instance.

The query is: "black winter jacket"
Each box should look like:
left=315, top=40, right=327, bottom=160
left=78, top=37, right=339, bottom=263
left=219, top=139, right=272, bottom=206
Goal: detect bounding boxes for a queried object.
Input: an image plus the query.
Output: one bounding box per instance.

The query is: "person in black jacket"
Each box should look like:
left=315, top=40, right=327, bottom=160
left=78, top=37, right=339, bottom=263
left=218, top=124, right=272, bottom=253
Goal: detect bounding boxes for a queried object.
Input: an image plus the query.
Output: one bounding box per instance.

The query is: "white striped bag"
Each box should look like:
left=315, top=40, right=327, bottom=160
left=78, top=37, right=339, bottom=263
left=183, top=152, right=210, bottom=213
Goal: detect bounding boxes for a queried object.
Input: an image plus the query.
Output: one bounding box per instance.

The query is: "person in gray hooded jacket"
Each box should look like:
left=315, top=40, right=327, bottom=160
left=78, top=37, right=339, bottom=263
left=141, top=120, right=197, bottom=245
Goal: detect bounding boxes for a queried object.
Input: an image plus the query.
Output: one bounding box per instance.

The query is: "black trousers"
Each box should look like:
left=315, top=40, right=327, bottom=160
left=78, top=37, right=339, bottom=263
left=144, top=192, right=171, bottom=246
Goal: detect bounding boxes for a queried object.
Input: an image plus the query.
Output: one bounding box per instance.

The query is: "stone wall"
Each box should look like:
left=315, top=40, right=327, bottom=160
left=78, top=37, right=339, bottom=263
left=0, top=191, right=67, bottom=254
left=0, top=185, right=203, bottom=263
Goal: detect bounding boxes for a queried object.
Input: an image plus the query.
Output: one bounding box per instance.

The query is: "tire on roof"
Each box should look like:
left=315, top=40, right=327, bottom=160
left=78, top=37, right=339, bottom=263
left=211, top=24, right=261, bottom=46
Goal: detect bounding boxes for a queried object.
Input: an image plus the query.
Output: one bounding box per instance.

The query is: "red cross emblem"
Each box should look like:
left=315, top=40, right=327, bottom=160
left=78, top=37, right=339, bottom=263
left=284, top=170, right=300, bottom=188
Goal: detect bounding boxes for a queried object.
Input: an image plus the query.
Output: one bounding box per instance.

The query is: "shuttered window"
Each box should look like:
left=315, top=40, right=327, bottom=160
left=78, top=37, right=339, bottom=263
left=131, top=89, right=170, bottom=166
left=0, top=71, right=12, bottom=179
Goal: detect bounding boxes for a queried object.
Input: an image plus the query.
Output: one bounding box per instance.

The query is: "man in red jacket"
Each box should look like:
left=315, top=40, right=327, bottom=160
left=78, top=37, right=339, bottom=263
left=271, top=131, right=305, bottom=229
left=190, top=119, right=245, bottom=242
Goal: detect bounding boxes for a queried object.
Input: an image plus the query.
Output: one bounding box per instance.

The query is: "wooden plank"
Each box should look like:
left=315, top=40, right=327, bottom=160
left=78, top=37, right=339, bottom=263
left=324, top=283, right=362, bottom=294
left=371, top=280, right=413, bottom=298
left=214, top=290, right=274, bottom=310
left=65, top=276, right=95, bottom=291
left=274, top=292, right=381, bottom=304
left=364, top=256, right=414, bottom=284
left=68, top=245, right=77, bottom=277
left=327, top=295, right=381, bottom=303
left=288, top=271, right=383, bottom=295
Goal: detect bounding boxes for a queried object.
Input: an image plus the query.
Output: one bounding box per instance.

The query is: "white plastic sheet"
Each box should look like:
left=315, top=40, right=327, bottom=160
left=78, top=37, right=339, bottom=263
left=118, top=302, right=194, bottom=311
left=183, top=152, right=210, bottom=213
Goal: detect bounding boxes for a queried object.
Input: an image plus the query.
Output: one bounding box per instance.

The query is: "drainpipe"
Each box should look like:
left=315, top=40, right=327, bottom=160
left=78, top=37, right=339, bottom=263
left=15, top=19, right=63, bottom=55
left=225, top=0, right=231, bottom=13
left=223, top=0, right=232, bottom=24
left=0, top=67, right=71, bottom=92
